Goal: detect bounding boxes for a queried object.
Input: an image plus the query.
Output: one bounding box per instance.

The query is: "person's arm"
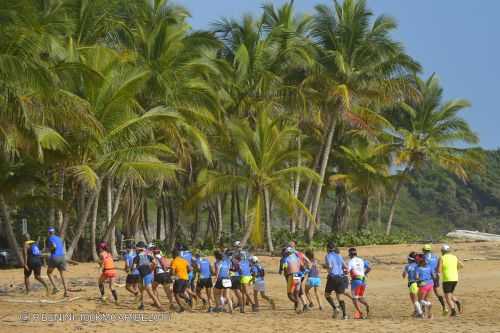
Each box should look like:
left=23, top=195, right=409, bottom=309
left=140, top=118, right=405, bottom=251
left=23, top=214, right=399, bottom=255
left=438, top=257, right=443, bottom=275
left=23, top=243, right=28, bottom=269
left=458, top=258, right=464, bottom=270
left=402, top=266, right=407, bottom=279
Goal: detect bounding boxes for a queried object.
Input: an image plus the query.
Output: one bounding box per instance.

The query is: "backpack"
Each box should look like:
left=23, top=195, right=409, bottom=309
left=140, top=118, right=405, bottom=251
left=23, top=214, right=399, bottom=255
left=135, top=253, right=152, bottom=277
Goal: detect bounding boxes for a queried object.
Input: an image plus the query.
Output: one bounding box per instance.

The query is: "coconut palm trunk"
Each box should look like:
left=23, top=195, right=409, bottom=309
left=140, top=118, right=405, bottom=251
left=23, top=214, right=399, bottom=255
left=358, top=196, right=370, bottom=231
left=0, top=194, right=23, bottom=264
left=385, top=167, right=410, bottom=235
left=90, top=190, right=101, bottom=262
left=308, top=116, right=337, bottom=241
left=264, top=189, right=274, bottom=252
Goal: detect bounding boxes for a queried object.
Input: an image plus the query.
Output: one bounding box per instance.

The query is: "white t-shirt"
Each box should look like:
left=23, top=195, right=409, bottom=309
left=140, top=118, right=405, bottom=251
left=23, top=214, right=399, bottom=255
left=348, top=257, right=365, bottom=279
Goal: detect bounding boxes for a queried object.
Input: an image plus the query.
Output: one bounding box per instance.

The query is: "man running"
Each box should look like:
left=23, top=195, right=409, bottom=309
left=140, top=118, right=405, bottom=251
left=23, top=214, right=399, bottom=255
left=194, top=252, right=214, bottom=312
left=123, top=243, right=140, bottom=301
left=132, top=241, right=164, bottom=311
left=213, top=250, right=233, bottom=313
left=402, top=251, right=422, bottom=317
left=171, top=249, right=192, bottom=312
left=324, top=242, right=348, bottom=319
left=250, top=256, right=275, bottom=311
left=284, top=247, right=304, bottom=313
left=97, top=242, right=118, bottom=304
left=439, top=244, right=464, bottom=317
left=228, top=250, right=244, bottom=311
left=22, top=236, right=49, bottom=296
left=347, top=248, right=370, bottom=319
left=423, top=244, right=446, bottom=314
left=152, top=247, right=175, bottom=309
left=46, top=227, right=68, bottom=297
left=238, top=253, right=256, bottom=312
left=416, top=253, right=434, bottom=319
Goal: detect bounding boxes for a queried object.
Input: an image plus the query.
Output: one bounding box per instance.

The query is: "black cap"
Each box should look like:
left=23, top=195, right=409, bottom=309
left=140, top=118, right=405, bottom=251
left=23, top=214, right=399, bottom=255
left=348, top=247, right=357, bottom=257
left=136, top=241, right=146, bottom=248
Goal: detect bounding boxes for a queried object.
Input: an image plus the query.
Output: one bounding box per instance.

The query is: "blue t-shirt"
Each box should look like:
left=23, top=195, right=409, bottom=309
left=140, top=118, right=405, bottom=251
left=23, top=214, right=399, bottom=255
left=217, top=259, right=230, bottom=279
left=124, top=251, right=140, bottom=275
left=405, top=262, right=418, bottom=282
left=251, top=264, right=265, bottom=281
left=325, top=252, right=345, bottom=276
left=239, top=259, right=251, bottom=276
left=198, top=258, right=212, bottom=279
left=417, top=265, right=434, bottom=285
left=424, top=253, right=438, bottom=273
left=47, top=235, right=64, bottom=257
left=181, top=250, right=193, bottom=268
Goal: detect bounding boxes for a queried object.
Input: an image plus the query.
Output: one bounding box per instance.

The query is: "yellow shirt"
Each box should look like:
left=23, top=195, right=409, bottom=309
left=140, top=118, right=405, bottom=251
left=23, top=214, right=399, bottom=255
left=442, top=253, right=459, bottom=282
left=171, top=257, right=189, bottom=280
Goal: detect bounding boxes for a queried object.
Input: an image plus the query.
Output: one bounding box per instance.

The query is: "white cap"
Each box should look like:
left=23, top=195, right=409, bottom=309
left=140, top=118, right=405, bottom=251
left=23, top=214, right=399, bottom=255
left=233, top=241, right=241, bottom=247
left=251, top=256, right=259, bottom=262
left=441, top=244, right=451, bottom=252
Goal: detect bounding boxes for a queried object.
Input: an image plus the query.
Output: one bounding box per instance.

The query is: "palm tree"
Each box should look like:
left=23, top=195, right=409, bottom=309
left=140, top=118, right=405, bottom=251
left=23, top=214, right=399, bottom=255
left=331, top=142, right=390, bottom=230
left=189, top=110, right=320, bottom=251
left=384, top=74, right=481, bottom=235
left=304, top=0, right=420, bottom=241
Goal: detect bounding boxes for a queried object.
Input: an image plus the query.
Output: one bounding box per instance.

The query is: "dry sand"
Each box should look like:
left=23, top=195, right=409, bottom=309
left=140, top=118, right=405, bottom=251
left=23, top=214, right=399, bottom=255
left=1, top=242, right=500, bottom=333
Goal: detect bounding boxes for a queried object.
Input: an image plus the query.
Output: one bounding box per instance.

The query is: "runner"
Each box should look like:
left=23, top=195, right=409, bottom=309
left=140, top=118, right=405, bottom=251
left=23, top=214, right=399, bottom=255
left=123, top=243, right=140, bottom=301
left=402, top=251, right=422, bottom=317
left=250, top=256, right=275, bottom=311
left=229, top=250, right=243, bottom=311
left=438, top=244, right=464, bottom=317
left=171, top=249, right=192, bottom=312
left=288, top=240, right=311, bottom=311
left=347, top=248, right=370, bottom=319
left=238, top=253, right=256, bottom=312
left=416, top=253, right=434, bottom=319
left=179, top=244, right=198, bottom=302
left=22, top=235, right=49, bottom=296
left=194, top=252, right=214, bottom=312
left=284, top=247, right=304, bottom=313
left=132, top=241, right=164, bottom=311
left=97, top=242, right=118, bottom=304
left=152, top=246, right=175, bottom=310
left=305, top=249, right=323, bottom=310
left=423, top=244, right=447, bottom=314
left=213, top=250, right=233, bottom=313
left=46, top=227, right=69, bottom=297
left=324, top=242, right=348, bottom=319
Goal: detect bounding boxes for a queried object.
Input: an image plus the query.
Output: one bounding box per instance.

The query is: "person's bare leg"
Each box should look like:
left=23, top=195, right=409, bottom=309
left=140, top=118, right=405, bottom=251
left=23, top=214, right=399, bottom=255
left=314, top=287, right=322, bottom=309
left=47, top=268, right=57, bottom=293
left=253, top=289, right=259, bottom=308
left=34, top=274, right=49, bottom=296
left=24, top=275, right=30, bottom=294
left=261, top=291, right=275, bottom=309
left=163, top=283, right=175, bottom=308
left=145, top=285, right=164, bottom=310
left=358, top=297, right=369, bottom=317
left=352, top=298, right=363, bottom=317
left=305, top=284, right=313, bottom=306
left=109, top=278, right=118, bottom=304
left=58, top=269, right=68, bottom=297
left=224, top=289, right=233, bottom=312
left=206, top=287, right=213, bottom=308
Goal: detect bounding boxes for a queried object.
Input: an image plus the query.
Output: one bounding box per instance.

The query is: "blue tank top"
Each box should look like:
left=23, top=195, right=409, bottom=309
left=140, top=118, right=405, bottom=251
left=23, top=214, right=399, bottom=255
left=239, top=259, right=251, bottom=276
left=217, top=259, right=230, bottom=279
left=47, top=235, right=64, bottom=257
left=124, top=252, right=140, bottom=275
left=405, top=262, right=417, bottom=282
left=251, top=264, right=265, bottom=280
left=417, top=265, right=433, bottom=284
left=198, top=258, right=211, bottom=279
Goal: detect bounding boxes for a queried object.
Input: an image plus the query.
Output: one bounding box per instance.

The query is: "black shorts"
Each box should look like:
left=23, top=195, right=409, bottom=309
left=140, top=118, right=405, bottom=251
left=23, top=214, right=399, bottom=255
left=24, top=264, right=42, bottom=277
left=230, top=276, right=241, bottom=290
left=214, top=279, right=230, bottom=290
left=155, top=272, right=172, bottom=284
left=442, top=281, right=457, bottom=294
left=433, top=275, right=440, bottom=288
left=197, top=278, right=213, bottom=289
left=126, top=274, right=140, bottom=284
left=173, top=279, right=188, bottom=294
left=325, top=275, right=347, bottom=294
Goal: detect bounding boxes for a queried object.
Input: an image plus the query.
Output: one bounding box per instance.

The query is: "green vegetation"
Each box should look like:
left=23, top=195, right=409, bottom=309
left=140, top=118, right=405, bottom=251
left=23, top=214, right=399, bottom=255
left=0, top=0, right=487, bottom=263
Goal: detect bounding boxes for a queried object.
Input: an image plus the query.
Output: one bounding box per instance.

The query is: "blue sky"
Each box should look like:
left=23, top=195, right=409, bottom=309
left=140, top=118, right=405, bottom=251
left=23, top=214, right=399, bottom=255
left=180, top=0, right=499, bottom=149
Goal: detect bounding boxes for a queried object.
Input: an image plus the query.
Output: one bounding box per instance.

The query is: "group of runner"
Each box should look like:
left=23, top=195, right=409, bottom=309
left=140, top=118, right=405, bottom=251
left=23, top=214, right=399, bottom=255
left=402, top=244, right=463, bottom=318
left=20, top=227, right=463, bottom=320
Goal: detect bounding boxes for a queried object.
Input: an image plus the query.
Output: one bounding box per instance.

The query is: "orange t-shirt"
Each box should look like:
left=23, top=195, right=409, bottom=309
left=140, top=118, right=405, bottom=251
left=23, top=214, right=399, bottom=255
left=171, top=257, right=189, bottom=280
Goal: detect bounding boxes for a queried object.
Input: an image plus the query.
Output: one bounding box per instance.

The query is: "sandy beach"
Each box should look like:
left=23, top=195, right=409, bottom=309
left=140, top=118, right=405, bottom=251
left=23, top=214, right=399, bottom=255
left=1, top=242, right=499, bottom=333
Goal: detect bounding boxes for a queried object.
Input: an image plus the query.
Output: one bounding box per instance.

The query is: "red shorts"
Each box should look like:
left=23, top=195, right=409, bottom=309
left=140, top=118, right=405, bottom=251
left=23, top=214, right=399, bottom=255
left=352, top=284, right=366, bottom=298
left=101, top=270, right=117, bottom=280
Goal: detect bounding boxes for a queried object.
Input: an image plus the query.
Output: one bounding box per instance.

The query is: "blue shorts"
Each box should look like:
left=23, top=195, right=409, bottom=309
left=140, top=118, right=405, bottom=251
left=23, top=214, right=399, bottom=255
left=351, top=279, right=365, bottom=291
left=188, top=271, right=194, bottom=282
left=308, top=277, right=321, bottom=287
left=142, top=272, right=154, bottom=286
